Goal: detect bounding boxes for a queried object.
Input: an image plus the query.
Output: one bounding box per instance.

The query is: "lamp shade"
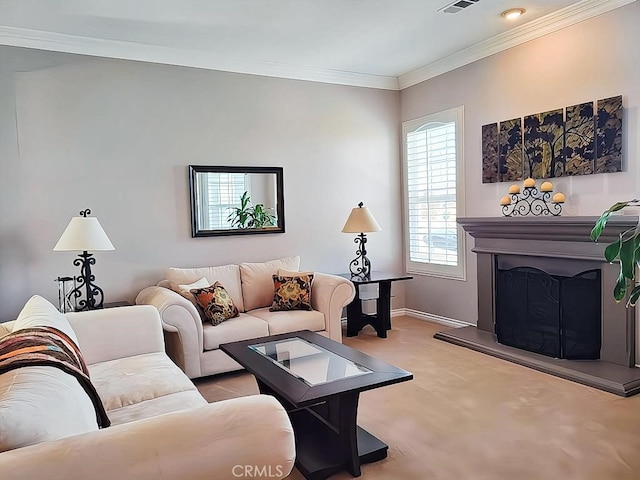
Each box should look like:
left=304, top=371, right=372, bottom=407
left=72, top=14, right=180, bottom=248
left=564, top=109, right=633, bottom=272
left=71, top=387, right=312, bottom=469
left=53, top=216, right=115, bottom=252
left=341, top=203, right=382, bottom=234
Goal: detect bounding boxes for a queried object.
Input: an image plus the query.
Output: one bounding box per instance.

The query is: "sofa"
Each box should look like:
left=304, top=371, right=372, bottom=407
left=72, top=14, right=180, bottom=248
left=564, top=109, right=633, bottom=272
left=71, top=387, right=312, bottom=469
left=136, top=256, right=356, bottom=379
left=0, top=296, right=295, bottom=480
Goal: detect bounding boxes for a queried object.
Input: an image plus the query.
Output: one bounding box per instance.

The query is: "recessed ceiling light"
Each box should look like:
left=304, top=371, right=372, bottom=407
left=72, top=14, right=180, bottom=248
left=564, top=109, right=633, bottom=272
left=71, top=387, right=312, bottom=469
left=501, top=8, right=526, bottom=19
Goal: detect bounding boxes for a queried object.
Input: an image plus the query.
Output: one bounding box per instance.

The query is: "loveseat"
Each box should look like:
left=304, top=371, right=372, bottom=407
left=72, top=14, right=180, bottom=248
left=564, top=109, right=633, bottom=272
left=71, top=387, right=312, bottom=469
left=136, top=256, right=356, bottom=379
left=0, top=296, right=295, bottom=480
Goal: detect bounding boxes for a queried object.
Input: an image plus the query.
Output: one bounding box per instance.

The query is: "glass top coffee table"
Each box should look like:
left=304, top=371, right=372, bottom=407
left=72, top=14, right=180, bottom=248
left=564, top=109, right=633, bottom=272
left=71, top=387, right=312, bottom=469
left=221, top=330, right=413, bottom=479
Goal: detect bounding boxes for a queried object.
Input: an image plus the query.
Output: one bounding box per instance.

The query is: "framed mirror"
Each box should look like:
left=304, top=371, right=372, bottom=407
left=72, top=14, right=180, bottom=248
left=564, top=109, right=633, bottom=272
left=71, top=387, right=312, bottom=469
left=189, top=165, right=285, bottom=237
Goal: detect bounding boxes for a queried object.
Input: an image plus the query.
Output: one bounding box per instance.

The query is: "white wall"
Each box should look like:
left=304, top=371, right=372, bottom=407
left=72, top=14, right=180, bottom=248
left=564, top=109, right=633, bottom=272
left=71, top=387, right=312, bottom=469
left=0, top=48, right=401, bottom=320
left=400, top=2, right=640, bottom=323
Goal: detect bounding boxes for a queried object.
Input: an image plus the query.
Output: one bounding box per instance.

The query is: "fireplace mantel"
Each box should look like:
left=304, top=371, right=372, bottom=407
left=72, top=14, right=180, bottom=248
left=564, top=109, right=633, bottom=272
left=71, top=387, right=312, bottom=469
left=433, top=215, right=640, bottom=397
left=458, top=216, right=638, bottom=261
left=458, top=215, right=637, bottom=243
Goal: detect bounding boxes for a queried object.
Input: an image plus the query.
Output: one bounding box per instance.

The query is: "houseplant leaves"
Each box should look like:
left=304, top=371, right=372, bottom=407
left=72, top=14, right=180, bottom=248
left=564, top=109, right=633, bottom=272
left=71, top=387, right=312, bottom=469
left=591, top=199, right=640, bottom=306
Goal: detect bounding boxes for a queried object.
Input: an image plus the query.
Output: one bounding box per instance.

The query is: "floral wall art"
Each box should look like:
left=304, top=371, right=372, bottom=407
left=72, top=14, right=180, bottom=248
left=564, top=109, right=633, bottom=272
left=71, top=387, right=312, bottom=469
left=482, top=95, right=622, bottom=183
left=481, top=123, right=498, bottom=183
left=565, top=102, right=595, bottom=175
left=596, top=96, right=623, bottom=173
left=524, top=108, right=564, bottom=179
left=498, top=118, right=523, bottom=182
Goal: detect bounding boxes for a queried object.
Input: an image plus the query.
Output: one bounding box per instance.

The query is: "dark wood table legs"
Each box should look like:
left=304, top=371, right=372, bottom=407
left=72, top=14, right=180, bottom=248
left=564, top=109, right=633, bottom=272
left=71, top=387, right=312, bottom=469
left=346, top=280, right=392, bottom=338
left=221, top=331, right=412, bottom=480
left=340, top=272, right=413, bottom=339
left=256, top=379, right=387, bottom=479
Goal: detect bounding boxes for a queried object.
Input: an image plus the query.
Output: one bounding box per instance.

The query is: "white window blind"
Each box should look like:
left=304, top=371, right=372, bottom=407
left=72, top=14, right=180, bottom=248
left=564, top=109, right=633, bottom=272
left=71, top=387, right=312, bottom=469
left=402, top=106, right=465, bottom=280
left=199, top=173, right=247, bottom=229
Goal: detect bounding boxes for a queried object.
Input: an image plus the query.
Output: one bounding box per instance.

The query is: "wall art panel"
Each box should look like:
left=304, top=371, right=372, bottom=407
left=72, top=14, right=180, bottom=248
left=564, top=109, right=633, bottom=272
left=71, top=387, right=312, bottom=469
left=524, top=109, right=564, bottom=179
left=499, top=118, right=523, bottom=182
left=482, top=123, right=499, bottom=183
left=565, top=102, right=595, bottom=175
left=596, top=95, right=623, bottom=173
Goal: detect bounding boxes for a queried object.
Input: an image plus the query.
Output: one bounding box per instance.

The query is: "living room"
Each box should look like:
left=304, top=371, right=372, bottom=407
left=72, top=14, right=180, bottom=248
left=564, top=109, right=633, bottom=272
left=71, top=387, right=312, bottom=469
left=1, top=1, right=639, bottom=323
left=1, top=0, right=640, bottom=478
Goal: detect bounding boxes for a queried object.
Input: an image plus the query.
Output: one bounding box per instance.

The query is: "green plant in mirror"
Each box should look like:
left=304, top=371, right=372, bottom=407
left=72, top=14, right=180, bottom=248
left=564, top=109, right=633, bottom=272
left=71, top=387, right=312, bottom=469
left=590, top=199, right=640, bottom=306
left=227, top=191, right=276, bottom=229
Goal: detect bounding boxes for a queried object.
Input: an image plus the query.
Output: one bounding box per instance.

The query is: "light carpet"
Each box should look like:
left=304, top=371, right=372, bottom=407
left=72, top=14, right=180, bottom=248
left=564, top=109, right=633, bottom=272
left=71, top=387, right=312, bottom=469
left=195, top=316, right=640, bottom=480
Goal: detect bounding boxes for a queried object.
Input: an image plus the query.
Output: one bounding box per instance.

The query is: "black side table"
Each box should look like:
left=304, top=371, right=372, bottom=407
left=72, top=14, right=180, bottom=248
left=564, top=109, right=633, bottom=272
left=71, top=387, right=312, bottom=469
left=103, top=301, right=133, bottom=309
left=338, top=272, right=413, bottom=338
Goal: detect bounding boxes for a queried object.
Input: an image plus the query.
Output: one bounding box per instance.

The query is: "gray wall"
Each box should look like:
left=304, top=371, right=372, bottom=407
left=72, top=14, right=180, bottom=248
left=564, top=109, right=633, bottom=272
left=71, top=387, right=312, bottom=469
left=0, top=48, right=402, bottom=320
left=400, top=2, right=640, bottom=324
left=4, top=3, right=637, bottom=323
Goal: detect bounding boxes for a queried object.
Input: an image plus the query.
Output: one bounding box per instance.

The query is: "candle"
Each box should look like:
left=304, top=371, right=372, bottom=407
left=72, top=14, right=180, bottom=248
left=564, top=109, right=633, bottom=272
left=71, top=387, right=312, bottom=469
left=508, top=184, right=520, bottom=194
left=500, top=195, right=512, bottom=206
left=523, top=178, right=535, bottom=188
left=552, top=192, right=566, bottom=203
left=540, top=181, right=553, bottom=192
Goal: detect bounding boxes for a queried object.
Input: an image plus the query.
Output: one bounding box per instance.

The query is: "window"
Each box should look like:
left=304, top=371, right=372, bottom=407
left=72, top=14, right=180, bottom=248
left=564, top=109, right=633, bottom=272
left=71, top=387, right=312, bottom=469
left=402, top=106, right=465, bottom=280
left=198, top=172, right=247, bottom=230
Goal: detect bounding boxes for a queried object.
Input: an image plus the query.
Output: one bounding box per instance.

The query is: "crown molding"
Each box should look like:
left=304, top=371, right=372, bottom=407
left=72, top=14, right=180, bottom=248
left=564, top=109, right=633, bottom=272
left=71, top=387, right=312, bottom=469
left=0, top=0, right=633, bottom=92
left=0, top=26, right=399, bottom=91
left=398, top=0, right=637, bottom=90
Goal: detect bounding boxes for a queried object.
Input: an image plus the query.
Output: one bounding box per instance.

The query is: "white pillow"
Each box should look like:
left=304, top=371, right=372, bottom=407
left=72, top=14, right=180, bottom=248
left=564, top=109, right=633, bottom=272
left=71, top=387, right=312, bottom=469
left=13, top=295, right=79, bottom=345
left=178, top=277, right=210, bottom=294
left=0, top=295, right=99, bottom=452
left=171, top=277, right=210, bottom=309
left=240, top=256, right=301, bottom=311
left=166, top=264, right=244, bottom=312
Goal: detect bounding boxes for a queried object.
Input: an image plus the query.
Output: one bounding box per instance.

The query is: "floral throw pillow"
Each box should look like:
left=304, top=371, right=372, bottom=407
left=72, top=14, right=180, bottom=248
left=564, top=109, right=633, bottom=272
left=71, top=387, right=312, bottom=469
left=191, top=282, right=239, bottom=326
left=269, top=274, right=313, bottom=312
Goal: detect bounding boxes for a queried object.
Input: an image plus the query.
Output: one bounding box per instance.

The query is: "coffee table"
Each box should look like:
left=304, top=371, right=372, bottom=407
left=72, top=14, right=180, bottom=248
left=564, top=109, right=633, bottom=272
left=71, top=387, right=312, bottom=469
left=220, top=330, right=413, bottom=479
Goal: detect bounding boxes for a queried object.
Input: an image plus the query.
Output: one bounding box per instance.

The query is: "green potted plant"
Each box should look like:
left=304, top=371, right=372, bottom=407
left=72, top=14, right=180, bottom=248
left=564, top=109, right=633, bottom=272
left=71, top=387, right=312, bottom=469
left=590, top=199, right=640, bottom=306
left=227, top=191, right=276, bottom=229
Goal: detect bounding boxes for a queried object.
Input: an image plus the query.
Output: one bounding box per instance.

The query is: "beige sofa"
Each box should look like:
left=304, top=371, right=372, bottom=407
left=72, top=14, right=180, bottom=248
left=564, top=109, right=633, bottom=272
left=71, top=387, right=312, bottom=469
left=0, top=296, right=295, bottom=480
left=136, top=256, right=356, bottom=379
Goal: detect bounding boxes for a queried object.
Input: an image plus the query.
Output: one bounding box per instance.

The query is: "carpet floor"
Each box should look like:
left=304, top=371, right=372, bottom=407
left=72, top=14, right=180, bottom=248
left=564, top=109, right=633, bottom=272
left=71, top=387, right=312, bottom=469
left=195, top=316, right=640, bottom=480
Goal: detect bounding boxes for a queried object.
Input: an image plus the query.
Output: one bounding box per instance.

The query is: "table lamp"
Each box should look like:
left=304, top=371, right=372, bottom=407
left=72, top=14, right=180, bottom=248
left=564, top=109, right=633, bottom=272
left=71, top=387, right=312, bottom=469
left=53, top=208, right=115, bottom=311
left=341, top=202, right=381, bottom=278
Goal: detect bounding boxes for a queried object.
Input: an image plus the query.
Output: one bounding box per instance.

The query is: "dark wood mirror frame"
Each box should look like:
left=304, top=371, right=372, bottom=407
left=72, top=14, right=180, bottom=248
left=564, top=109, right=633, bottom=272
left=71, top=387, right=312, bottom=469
left=189, top=165, right=285, bottom=237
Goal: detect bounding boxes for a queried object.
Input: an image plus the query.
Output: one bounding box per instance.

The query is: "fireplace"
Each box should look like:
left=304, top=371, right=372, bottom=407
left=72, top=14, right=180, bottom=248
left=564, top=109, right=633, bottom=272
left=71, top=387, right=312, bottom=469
left=496, top=266, right=601, bottom=359
left=434, top=216, right=640, bottom=397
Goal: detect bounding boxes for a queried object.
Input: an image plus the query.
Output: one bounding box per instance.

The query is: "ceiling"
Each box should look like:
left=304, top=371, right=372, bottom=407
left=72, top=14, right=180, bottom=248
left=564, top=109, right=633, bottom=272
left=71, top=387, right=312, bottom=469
left=0, top=0, right=632, bottom=90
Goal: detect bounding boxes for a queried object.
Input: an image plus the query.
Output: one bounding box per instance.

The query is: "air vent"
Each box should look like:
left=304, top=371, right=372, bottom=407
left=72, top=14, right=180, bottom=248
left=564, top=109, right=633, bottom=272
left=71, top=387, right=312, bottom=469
left=439, top=0, right=480, bottom=14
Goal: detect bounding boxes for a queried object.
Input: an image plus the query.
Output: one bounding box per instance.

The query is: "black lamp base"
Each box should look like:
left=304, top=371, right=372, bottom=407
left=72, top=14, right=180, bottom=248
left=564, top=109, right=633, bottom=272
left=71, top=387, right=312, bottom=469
left=348, top=233, right=372, bottom=279
left=67, top=251, right=105, bottom=311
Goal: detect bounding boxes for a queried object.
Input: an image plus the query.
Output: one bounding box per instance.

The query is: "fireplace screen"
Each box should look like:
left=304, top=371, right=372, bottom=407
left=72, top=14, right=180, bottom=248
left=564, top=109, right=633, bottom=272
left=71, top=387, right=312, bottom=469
left=495, top=267, right=601, bottom=359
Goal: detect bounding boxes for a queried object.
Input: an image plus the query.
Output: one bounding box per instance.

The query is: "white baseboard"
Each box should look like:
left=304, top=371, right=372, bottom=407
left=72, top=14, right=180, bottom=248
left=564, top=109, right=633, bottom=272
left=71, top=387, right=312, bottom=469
left=397, top=309, right=640, bottom=368
left=341, top=309, right=473, bottom=329
left=393, top=308, right=473, bottom=329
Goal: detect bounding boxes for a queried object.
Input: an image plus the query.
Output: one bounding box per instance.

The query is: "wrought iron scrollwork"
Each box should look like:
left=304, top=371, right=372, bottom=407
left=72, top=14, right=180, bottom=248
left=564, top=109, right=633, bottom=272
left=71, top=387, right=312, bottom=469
left=67, top=251, right=105, bottom=310
left=64, top=208, right=105, bottom=311
left=502, top=187, right=562, bottom=217
left=349, top=233, right=371, bottom=278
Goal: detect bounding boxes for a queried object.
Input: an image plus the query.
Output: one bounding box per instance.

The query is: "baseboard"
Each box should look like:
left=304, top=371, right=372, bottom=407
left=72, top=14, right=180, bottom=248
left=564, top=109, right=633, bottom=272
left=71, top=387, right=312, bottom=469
left=395, top=309, right=640, bottom=369
left=341, top=309, right=472, bottom=329
left=394, top=308, right=473, bottom=329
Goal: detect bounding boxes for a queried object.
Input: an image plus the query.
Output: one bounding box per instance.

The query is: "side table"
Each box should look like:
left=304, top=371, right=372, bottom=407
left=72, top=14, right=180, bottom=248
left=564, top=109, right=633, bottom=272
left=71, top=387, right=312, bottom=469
left=338, top=272, right=413, bottom=338
left=103, top=301, right=133, bottom=309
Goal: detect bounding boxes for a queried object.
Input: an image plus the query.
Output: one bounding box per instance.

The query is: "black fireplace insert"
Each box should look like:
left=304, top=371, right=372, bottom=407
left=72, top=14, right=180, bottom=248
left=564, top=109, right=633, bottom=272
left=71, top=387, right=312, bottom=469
left=495, top=266, right=601, bottom=359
